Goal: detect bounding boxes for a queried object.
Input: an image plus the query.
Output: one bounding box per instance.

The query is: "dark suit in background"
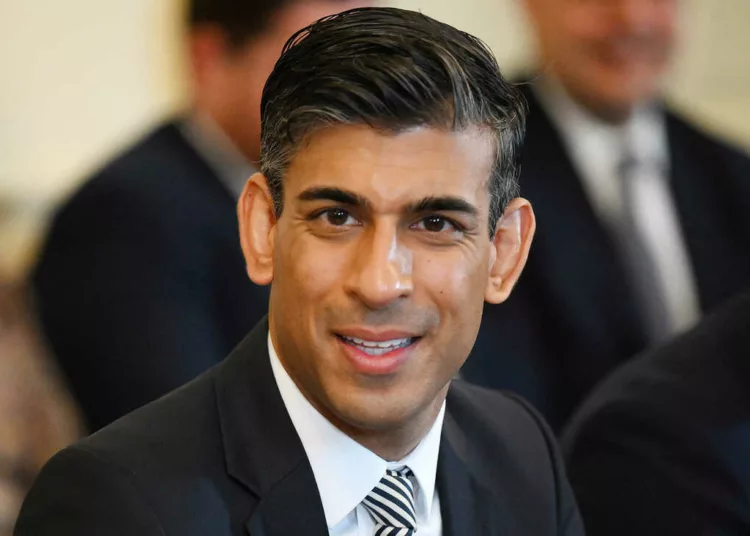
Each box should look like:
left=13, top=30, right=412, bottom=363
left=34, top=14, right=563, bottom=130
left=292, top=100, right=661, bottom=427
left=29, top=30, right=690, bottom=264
left=562, top=290, right=750, bottom=535
left=15, top=320, right=583, bottom=536
left=32, top=120, right=269, bottom=431
left=462, top=84, right=750, bottom=431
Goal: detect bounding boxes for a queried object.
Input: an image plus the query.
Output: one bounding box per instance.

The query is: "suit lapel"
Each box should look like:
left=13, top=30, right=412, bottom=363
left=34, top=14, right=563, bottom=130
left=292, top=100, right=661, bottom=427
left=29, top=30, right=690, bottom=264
left=245, top=461, right=328, bottom=536
left=437, top=409, right=518, bottom=535
left=437, top=436, right=485, bottom=535
left=213, top=319, right=328, bottom=536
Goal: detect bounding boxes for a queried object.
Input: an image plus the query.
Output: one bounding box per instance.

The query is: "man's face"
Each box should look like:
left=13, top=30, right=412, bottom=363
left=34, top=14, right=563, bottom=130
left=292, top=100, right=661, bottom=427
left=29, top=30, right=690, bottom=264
left=195, top=1, right=373, bottom=163
left=240, top=125, right=533, bottom=436
left=526, top=0, right=678, bottom=120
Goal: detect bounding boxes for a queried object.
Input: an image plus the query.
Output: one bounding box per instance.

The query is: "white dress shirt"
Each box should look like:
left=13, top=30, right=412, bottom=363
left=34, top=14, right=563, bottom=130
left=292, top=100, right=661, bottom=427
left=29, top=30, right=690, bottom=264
left=268, top=335, right=444, bottom=536
left=179, top=111, right=255, bottom=199
left=534, top=79, right=700, bottom=338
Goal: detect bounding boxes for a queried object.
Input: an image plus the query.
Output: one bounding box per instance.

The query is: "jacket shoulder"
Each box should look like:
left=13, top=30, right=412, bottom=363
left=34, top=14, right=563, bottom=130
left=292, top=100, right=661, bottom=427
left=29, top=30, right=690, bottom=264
left=446, top=380, right=583, bottom=533
left=37, top=121, right=230, bottom=264
left=17, top=366, right=247, bottom=535
left=89, top=121, right=202, bottom=187
left=447, top=380, right=563, bottom=481
left=449, top=380, right=552, bottom=434
left=77, top=366, right=222, bottom=466
left=666, top=109, right=750, bottom=167
left=54, top=121, right=220, bottom=225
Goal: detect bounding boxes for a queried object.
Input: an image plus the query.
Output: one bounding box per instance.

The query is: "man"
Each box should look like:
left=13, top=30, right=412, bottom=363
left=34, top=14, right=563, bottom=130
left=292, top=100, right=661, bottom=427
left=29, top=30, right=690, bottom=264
left=463, top=0, right=750, bottom=430
left=563, top=289, right=750, bottom=535
left=32, top=0, right=371, bottom=431
left=15, top=8, right=584, bottom=535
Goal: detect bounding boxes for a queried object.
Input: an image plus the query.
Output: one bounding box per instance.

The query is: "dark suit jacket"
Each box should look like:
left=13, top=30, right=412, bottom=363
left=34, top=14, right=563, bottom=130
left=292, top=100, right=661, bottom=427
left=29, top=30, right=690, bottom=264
left=462, top=83, right=750, bottom=431
left=15, top=319, right=584, bottom=536
left=32, top=120, right=269, bottom=431
left=562, top=290, right=750, bottom=535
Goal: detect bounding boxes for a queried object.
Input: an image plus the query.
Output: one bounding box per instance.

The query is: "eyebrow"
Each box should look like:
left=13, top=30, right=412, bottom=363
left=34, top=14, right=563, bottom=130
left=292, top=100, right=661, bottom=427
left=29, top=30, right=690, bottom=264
left=297, top=187, right=371, bottom=208
left=407, top=196, right=479, bottom=217
left=297, top=187, right=478, bottom=217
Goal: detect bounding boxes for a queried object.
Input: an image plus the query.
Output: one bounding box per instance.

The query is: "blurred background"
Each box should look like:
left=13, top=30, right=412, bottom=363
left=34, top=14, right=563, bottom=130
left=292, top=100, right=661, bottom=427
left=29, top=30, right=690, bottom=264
left=2, top=0, right=750, bottom=533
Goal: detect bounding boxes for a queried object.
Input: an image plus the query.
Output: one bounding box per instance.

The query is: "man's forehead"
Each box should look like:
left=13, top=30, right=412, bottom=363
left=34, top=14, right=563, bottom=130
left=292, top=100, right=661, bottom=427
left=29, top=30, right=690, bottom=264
left=284, top=124, right=494, bottom=206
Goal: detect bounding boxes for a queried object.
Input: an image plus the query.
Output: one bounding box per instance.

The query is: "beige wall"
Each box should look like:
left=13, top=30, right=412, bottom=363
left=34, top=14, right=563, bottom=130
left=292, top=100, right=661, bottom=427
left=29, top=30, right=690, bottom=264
left=2, top=0, right=749, bottom=277
left=0, top=0, right=187, bottom=201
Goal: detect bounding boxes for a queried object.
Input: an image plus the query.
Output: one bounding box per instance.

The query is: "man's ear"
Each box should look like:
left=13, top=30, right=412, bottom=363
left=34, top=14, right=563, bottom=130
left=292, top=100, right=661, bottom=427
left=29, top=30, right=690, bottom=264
left=238, top=172, right=277, bottom=286
left=485, top=197, right=536, bottom=304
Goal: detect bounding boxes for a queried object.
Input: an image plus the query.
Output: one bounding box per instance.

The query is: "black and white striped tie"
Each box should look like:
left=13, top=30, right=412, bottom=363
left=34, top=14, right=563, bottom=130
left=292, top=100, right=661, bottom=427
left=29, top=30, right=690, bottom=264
left=362, top=467, right=418, bottom=536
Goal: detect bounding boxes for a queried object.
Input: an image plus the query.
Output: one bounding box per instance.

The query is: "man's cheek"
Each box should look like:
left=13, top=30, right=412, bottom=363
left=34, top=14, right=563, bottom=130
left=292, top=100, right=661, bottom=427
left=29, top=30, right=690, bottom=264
left=418, top=260, right=469, bottom=299
left=298, top=251, right=347, bottom=294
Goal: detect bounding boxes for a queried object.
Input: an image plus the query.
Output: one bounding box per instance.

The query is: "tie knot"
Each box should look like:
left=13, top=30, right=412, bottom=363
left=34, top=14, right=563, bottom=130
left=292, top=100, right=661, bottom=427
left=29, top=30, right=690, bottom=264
left=362, top=468, right=417, bottom=535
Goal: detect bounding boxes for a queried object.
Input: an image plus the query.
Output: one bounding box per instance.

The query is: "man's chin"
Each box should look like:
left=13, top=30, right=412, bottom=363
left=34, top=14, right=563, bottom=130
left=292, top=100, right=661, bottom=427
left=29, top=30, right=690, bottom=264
left=329, top=382, right=447, bottom=431
left=579, top=88, right=641, bottom=124
left=330, top=399, right=414, bottom=432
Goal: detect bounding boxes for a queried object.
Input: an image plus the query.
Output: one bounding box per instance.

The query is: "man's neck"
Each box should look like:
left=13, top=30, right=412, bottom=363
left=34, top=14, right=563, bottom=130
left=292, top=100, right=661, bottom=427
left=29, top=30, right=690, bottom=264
left=331, top=388, right=448, bottom=461
left=180, top=109, right=254, bottom=198
left=538, top=72, right=635, bottom=126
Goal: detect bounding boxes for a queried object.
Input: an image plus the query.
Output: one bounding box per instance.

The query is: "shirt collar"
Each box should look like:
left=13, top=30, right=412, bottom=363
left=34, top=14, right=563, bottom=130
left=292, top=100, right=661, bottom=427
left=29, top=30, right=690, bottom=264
left=178, top=111, right=255, bottom=199
left=267, top=333, right=445, bottom=528
left=534, top=75, right=668, bottom=169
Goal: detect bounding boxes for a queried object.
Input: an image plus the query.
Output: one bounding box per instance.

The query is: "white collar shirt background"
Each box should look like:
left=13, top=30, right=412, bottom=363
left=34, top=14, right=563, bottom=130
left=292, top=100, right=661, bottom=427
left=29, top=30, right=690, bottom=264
left=268, top=334, right=444, bottom=536
left=534, top=78, right=700, bottom=340
left=179, top=112, right=255, bottom=199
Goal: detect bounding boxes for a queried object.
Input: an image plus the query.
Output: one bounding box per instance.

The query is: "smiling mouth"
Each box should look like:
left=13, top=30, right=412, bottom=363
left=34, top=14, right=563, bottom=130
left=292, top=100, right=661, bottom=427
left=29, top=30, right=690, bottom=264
left=337, top=335, right=418, bottom=356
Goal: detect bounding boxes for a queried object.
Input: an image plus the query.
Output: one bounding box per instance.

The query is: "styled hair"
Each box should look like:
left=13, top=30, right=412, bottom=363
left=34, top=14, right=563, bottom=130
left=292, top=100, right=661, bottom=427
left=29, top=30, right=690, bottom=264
left=261, top=7, right=527, bottom=234
left=188, top=0, right=353, bottom=48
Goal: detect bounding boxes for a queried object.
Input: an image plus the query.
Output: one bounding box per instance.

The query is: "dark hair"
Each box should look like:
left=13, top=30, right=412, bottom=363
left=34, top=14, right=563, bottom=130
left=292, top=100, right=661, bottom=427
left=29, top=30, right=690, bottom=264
left=188, top=0, right=353, bottom=48
left=261, top=7, right=527, bottom=235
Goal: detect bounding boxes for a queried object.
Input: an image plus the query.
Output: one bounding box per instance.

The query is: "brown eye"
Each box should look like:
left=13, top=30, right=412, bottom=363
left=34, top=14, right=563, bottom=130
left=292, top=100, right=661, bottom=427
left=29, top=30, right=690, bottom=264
left=319, top=208, right=358, bottom=227
left=422, top=216, right=448, bottom=232
left=411, top=215, right=465, bottom=239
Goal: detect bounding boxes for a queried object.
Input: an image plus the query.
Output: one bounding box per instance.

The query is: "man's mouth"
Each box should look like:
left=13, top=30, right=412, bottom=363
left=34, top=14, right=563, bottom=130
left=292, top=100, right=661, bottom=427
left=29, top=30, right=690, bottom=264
left=337, top=335, right=417, bottom=356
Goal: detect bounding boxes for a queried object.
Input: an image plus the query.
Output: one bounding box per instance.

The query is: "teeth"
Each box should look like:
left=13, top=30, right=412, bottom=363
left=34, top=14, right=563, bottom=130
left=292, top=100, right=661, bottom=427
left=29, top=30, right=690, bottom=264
left=345, top=336, right=410, bottom=348
left=341, top=336, right=413, bottom=353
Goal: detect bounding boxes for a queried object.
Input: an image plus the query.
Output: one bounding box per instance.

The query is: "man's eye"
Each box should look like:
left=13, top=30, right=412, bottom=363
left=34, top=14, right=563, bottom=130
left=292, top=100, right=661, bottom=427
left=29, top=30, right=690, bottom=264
left=320, top=208, right=358, bottom=226
left=414, top=216, right=457, bottom=233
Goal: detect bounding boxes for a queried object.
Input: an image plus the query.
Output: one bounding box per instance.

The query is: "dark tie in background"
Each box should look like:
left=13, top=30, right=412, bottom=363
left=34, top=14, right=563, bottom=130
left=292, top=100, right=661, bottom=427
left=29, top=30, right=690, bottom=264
left=614, top=153, right=672, bottom=342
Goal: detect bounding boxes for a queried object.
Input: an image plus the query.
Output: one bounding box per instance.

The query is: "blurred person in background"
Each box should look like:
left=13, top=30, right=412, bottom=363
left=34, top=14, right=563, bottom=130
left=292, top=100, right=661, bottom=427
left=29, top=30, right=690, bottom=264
left=563, top=289, right=750, bottom=535
left=32, top=0, right=372, bottom=432
left=0, top=284, right=81, bottom=536
left=462, top=0, right=750, bottom=431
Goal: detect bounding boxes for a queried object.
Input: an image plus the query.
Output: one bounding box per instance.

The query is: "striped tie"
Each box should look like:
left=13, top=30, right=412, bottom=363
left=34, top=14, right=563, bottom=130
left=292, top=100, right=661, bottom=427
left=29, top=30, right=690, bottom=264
left=362, top=468, right=417, bottom=536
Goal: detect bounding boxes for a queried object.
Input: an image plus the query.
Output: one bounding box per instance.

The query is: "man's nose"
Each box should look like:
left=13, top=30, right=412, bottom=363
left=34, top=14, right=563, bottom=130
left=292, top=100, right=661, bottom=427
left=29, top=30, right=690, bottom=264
left=344, top=223, right=413, bottom=309
left=613, top=0, right=660, bottom=33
